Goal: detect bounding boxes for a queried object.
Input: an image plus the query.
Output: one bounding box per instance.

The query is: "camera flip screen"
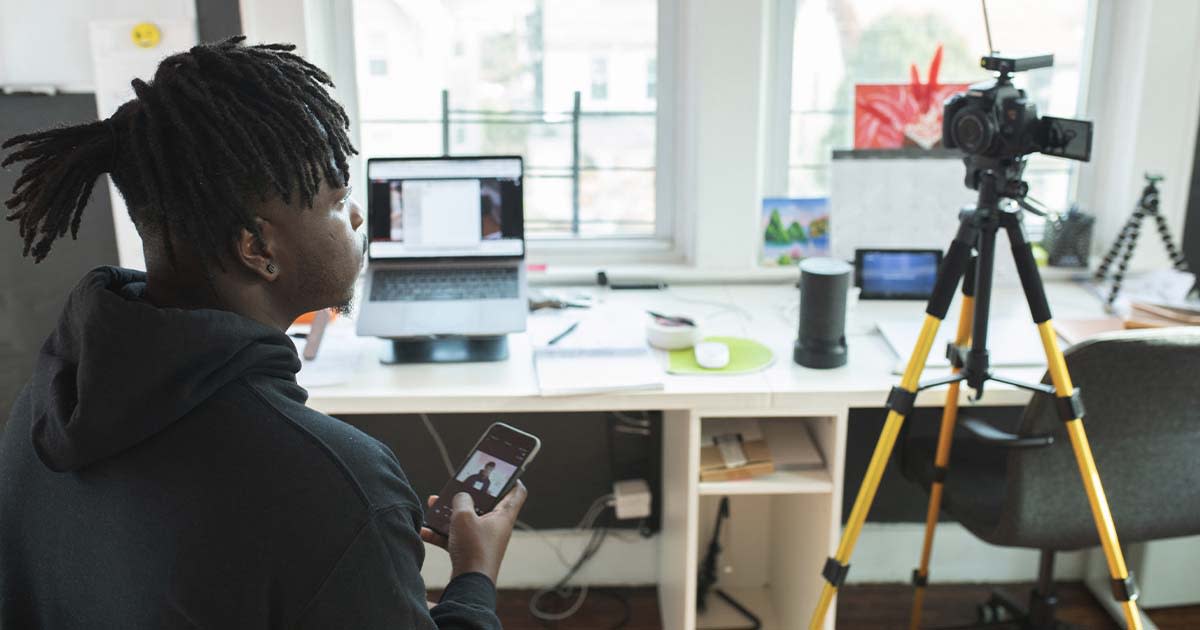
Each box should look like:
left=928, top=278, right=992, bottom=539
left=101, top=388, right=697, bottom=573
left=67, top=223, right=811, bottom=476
left=1038, top=116, right=1093, bottom=162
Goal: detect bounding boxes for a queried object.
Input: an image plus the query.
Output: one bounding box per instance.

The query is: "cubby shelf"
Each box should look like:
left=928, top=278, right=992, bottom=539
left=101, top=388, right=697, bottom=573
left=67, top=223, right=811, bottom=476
left=698, top=468, right=833, bottom=496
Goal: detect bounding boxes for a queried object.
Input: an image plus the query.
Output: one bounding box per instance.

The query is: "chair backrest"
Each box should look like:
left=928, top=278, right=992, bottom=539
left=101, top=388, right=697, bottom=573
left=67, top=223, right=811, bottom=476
left=995, top=327, right=1200, bottom=551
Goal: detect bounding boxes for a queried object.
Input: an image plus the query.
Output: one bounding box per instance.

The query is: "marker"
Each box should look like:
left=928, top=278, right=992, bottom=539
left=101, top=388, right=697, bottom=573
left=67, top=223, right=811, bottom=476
left=611, top=282, right=668, bottom=290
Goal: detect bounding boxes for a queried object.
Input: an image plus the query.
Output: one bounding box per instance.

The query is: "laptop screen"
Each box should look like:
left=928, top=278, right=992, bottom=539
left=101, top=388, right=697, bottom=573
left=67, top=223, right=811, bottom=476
left=367, top=157, right=524, bottom=259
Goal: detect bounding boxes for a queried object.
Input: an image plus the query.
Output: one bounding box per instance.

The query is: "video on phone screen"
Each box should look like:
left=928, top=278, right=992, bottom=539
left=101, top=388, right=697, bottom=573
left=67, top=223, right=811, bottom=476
left=455, top=451, right=518, bottom=499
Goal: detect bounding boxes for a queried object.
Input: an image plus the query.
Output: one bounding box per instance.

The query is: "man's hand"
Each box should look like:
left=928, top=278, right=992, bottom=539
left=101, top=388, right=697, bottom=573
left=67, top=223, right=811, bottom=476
left=420, top=481, right=527, bottom=584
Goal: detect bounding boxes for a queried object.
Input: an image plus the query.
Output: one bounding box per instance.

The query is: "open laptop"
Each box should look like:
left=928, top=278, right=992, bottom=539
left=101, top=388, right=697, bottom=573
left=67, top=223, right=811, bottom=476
left=357, top=156, right=528, bottom=340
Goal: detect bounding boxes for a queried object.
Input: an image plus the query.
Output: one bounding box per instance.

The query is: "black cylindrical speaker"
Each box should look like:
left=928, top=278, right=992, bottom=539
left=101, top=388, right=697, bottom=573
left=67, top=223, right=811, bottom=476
left=794, top=257, right=851, bottom=368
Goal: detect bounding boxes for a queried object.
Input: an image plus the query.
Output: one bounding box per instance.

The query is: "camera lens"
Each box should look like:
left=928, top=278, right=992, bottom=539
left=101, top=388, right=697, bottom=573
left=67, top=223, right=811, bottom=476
left=952, top=110, right=993, bottom=154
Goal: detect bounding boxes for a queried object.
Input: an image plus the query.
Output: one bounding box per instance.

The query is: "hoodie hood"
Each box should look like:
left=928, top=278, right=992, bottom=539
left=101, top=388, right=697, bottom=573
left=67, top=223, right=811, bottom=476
left=25, top=266, right=302, bottom=472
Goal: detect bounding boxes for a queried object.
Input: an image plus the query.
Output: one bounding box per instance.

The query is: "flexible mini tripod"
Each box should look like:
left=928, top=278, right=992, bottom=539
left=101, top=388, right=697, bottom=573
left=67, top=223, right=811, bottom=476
left=807, top=163, right=1143, bottom=630
left=1094, top=174, right=1190, bottom=307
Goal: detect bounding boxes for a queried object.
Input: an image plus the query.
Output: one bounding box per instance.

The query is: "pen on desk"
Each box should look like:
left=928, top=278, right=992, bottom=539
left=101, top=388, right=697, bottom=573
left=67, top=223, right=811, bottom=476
left=547, top=321, right=580, bottom=346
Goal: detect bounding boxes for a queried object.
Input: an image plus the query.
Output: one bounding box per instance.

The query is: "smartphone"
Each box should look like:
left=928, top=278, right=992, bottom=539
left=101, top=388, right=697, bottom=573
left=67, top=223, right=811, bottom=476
left=423, top=422, right=541, bottom=537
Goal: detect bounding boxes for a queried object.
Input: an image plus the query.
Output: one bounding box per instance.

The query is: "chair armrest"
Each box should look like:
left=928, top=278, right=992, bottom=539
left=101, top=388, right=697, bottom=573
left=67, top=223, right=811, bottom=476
left=960, top=417, right=1054, bottom=449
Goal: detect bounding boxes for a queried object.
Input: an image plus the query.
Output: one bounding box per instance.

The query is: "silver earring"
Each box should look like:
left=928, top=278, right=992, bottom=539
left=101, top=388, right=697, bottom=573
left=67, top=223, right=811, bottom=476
left=266, top=262, right=277, bottom=274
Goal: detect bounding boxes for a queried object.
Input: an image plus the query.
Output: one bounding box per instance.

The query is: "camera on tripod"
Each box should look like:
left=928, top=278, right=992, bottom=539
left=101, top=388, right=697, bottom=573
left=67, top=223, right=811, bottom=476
left=943, top=54, right=1093, bottom=184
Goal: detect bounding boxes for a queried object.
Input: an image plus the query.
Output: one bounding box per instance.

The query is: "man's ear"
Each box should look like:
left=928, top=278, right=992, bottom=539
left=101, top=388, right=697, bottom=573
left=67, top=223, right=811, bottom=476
left=234, top=218, right=278, bottom=281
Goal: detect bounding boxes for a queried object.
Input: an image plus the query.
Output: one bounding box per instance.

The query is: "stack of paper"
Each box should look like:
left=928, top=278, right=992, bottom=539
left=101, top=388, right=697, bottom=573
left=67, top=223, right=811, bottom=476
left=531, top=310, right=664, bottom=396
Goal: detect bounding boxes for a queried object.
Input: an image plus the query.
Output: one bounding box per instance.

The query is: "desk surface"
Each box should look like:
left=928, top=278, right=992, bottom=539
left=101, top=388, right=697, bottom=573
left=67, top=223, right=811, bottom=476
left=302, top=280, right=1106, bottom=416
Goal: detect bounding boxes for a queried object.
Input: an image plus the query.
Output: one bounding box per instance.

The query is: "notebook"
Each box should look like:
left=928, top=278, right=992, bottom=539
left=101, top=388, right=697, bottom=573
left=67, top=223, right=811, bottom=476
left=877, top=318, right=1047, bottom=374
left=531, top=311, right=664, bottom=396
left=533, top=347, right=664, bottom=396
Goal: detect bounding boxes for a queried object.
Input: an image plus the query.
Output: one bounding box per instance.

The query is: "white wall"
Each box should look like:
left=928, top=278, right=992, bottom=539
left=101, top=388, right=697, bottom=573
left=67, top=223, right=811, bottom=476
left=681, top=0, right=772, bottom=270
left=0, top=0, right=195, bottom=91
left=1075, top=0, right=1200, bottom=271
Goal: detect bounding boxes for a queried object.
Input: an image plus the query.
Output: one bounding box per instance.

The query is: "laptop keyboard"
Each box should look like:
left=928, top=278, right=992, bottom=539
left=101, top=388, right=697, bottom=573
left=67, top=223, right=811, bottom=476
left=370, top=267, right=520, bottom=302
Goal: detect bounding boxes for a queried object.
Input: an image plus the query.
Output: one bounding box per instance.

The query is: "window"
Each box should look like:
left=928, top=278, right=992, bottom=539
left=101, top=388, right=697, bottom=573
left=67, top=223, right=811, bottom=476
left=787, top=0, right=1092, bottom=214
left=590, top=57, right=608, bottom=100
left=352, top=0, right=659, bottom=240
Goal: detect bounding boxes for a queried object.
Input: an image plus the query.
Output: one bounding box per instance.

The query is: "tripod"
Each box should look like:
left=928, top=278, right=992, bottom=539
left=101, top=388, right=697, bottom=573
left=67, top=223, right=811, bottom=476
left=1094, top=174, right=1190, bottom=307
left=807, top=167, right=1143, bottom=630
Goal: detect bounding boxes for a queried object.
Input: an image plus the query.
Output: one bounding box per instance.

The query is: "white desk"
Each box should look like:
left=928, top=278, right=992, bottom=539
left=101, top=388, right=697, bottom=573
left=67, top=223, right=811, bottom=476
left=301, top=280, right=1107, bottom=630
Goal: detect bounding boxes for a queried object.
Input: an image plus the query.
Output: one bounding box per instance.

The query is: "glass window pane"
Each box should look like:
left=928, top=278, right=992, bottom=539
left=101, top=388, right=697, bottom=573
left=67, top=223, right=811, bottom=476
left=524, top=175, right=574, bottom=238
left=449, top=119, right=573, bottom=168
left=579, top=115, right=656, bottom=170
left=360, top=122, right=443, bottom=161
left=354, top=0, right=658, bottom=240
left=579, top=170, right=656, bottom=237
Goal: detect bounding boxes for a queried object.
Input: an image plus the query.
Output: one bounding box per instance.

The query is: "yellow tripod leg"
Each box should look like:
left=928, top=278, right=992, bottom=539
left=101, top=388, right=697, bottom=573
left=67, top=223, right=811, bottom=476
left=908, top=296, right=975, bottom=630
left=808, top=314, right=943, bottom=630
left=1037, top=321, right=1143, bottom=630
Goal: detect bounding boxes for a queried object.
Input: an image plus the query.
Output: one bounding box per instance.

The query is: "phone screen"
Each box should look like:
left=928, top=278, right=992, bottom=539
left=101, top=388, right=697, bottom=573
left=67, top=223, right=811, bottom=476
left=424, top=422, right=540, bottom=536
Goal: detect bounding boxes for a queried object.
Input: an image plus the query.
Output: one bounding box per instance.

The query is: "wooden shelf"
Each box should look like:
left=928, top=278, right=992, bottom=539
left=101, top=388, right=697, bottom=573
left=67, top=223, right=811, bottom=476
left=698, top=468, right=833, bottom=495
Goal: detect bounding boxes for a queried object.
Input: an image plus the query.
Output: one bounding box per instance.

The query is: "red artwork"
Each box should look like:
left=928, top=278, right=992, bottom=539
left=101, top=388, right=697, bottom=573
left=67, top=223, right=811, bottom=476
left=854, top=45, right=971, bottom=150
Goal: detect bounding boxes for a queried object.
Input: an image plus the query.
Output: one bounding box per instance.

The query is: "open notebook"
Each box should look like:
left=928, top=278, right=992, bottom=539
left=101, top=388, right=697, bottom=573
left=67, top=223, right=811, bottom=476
left=531, top=310, right=664, bottom=396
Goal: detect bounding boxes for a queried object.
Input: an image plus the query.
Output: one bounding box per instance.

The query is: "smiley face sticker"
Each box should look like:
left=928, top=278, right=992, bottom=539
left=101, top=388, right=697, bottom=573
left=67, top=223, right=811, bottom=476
left=130, top=22, right=162, bottom=49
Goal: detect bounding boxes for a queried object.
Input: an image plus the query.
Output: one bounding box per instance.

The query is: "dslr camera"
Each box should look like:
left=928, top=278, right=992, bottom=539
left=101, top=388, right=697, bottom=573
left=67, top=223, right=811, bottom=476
left=943, top=54, right=1092, bottom=172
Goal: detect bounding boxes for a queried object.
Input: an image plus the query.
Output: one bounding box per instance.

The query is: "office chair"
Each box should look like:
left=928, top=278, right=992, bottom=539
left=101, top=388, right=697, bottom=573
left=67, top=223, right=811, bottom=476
left=900, top=327, right=1200, bottom=629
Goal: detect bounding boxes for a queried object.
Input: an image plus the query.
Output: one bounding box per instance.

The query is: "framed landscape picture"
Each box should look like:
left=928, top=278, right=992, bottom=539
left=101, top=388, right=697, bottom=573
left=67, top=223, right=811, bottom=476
left=761, top=197, right=830, bottom=266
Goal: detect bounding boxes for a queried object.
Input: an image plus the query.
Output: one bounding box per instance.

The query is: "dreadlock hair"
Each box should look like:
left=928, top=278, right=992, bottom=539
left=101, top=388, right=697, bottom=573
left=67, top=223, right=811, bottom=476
left=2, top=36, right=356, bottom=266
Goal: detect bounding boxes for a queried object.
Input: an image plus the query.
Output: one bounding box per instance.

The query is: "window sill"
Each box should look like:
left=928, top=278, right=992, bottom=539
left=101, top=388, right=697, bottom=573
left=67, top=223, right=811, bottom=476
left=527, top=261, right=800, bottom=287
left=526, top=237, right=682, bottom=267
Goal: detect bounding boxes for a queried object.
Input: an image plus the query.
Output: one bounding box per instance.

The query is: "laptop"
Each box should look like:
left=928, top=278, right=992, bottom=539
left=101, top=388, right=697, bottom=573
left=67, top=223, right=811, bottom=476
left=357, top=156, right=528, bottom=339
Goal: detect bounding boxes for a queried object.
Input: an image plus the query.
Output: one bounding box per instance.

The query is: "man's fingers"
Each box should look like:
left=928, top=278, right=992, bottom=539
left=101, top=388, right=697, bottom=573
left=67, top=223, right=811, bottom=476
left=451, top=492, right=475, bottom=514
left=495, top=481, right=528, bottom=516
left=420, top=527, right=448, bottom=549
left=426, top=495, right=438, bottom=508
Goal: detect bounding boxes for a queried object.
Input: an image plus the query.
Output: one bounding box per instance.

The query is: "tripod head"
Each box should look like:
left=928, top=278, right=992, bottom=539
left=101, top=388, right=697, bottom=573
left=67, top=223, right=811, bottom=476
left=960, top=155, right=1054, bottom=221
left=962, top=155, right=1029, bottom=201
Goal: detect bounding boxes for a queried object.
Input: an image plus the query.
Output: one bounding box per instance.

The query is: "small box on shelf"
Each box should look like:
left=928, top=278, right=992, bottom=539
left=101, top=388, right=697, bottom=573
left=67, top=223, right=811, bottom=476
left=698, top=418, right=826, bottom=485
left=699, top=419, right=775, bottom=482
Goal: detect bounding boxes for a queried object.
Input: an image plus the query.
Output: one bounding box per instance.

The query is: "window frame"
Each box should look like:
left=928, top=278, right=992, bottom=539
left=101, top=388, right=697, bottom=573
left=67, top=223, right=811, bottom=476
left=336, top=0, right=684, bottom=266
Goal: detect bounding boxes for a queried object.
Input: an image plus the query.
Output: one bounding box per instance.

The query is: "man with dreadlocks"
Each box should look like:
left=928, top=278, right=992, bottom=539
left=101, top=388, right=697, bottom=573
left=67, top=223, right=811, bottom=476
left=0, top=38, right=523, bottom=629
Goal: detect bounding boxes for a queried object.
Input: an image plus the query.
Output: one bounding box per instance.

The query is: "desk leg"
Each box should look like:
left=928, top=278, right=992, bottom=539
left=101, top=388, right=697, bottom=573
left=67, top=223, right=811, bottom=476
left=659, top=410, right=700, bottom=630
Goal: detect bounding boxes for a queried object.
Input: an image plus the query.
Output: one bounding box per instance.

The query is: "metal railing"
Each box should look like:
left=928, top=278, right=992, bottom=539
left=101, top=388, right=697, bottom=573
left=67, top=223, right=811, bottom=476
left=363, top=90, right=656, bottom=236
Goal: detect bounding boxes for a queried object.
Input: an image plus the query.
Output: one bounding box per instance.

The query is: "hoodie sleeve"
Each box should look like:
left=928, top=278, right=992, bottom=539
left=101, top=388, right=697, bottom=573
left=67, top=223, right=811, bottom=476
left=296, top=504, right=501, bottom=630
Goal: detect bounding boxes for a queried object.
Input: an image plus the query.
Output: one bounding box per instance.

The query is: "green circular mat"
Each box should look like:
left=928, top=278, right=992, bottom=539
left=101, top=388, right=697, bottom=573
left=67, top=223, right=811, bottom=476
left=667, top=336, right=775, bottom=375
